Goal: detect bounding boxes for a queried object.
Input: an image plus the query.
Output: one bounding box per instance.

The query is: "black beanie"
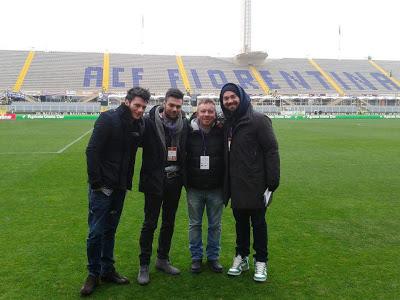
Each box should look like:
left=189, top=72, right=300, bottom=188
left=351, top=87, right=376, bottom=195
left=220, top=83, right=240, bottom=98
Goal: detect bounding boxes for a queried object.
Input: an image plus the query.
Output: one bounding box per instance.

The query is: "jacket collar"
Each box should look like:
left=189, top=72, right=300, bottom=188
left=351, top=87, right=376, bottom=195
left=116, top=104, right=145, bottom=134
left=226, top=104, right=253, bottom=131
left=116, top=104, right=133, bottom=121
left=189, top=117, right=216, bottom=133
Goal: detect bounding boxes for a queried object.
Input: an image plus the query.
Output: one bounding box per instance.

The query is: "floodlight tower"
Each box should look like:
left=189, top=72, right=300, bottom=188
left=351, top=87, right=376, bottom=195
left=241, top=0, right=252, bottom=53
left=236, top=0, right=267, bottom=65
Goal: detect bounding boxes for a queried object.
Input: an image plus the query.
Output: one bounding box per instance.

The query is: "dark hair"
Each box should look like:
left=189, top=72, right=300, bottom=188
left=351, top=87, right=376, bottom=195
left=125, top=87, right=151, bottom=103
left=165, top=88, right=184, bottom=101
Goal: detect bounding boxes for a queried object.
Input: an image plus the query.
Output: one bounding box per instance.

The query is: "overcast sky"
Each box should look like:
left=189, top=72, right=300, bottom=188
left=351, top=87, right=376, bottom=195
left=1, top=0, right=399, bottom=60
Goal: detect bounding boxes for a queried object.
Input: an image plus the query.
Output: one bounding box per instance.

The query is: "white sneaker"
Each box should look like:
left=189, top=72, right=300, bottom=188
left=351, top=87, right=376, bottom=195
left=253, top=261, right=267, bottom=282
left=227, top=255, right=249, bottom=276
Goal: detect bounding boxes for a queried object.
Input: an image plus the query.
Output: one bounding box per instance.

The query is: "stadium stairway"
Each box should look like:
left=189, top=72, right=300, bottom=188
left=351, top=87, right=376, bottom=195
left=249, top=65, right=270, bottom=95
left=368, top=59, right=400, bottom=88
left=176, top=55, right=192, bottom=95
left=103, top=52, right=110, bottom=93
left=13, top=51, right=37, bottom=103
left=308, top=58, right=345, bottom=98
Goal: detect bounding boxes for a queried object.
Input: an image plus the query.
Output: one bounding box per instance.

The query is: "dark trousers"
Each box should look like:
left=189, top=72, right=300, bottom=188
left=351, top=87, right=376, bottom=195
left=139, top=176, right=182, bottom=266
left=86, top=188, right=126, bottom=276
left=232, top=207, right=268, bottom=263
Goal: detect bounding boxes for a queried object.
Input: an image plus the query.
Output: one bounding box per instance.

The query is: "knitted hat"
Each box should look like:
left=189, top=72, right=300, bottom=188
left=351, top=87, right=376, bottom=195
left=220, top=83, right=240, bottom=98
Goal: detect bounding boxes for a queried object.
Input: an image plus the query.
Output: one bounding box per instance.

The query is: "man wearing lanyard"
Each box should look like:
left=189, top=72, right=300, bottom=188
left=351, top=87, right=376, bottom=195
left=219, top=83, right=280, bottom=282
left=137, top=88, right=188, bottom=285
left=185, top=99, right=225, bottom=273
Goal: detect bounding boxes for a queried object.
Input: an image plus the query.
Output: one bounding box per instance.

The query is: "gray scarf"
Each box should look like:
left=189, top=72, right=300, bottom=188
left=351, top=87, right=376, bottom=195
left=155, top=106, right=183, bottom=154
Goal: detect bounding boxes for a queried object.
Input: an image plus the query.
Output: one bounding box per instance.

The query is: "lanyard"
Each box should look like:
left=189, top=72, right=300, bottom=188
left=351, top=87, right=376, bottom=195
left=166, top=126, right=176, bottom=148
left=200, top=130, right=207, bottom=156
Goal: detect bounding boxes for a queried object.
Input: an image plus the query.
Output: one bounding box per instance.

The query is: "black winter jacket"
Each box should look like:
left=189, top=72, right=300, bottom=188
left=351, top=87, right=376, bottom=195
left=86, top=104, right=144, bottom=191
left=139, top=105, right=189, bottom=196
left=186, top=118, right=224, bottom=190
left=220, top=83, right=280, bottom=209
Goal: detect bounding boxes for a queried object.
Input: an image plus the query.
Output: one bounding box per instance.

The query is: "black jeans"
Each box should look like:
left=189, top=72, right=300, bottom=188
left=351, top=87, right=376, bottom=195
left=232, top=207, right=268, bottom=263
left=139, top=176, right=182, bottom=266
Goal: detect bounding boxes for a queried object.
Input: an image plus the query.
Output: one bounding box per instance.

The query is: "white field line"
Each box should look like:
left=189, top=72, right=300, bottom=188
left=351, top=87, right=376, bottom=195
left=56, top=129, right=93, bottom=153
left=0, top=151, right=57, bottom=155
left=0, top=129, right=93, bottom=155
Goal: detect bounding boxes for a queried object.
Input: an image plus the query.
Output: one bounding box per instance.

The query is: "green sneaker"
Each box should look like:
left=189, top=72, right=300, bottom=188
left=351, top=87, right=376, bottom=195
left=253, top=261, right=267, bottom=282
left=227, top=255, right=249, bottom=276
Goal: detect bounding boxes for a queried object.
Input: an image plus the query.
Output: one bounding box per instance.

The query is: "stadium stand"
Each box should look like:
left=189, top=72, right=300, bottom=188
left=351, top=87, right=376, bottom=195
left=0, top=50, right=399, bottom=114
left=0, top=50, right=29, bottom=91
left=109, top=54, right=183, bottom=94
left=0, top=50, right=399, bottom=96
left=372, top=60, right=400, bottom=79
left=22, top=51, right=103, bottom=94
left=314, top=59, right=399, bottom=94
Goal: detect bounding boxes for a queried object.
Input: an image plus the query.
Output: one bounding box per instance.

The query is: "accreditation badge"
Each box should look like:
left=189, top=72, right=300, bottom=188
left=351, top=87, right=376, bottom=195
left=200, top=155, right=210, bottom=170
left=167, top=147, right=177, bottom=161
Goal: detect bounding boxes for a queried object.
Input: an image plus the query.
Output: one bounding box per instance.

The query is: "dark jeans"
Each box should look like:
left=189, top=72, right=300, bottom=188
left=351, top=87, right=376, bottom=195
left=139, top=176, right=182, bottom=266
left=232, top=207, right=268, bottom=263
left=86, top=188, right=126, bottom=276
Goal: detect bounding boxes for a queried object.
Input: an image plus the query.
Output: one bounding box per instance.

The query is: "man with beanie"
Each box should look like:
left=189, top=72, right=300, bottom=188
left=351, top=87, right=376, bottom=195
left=185, top=99, right=225, bottom=274
left=81, top=87, right=150, bottom=296
left=219, top=83, right=280, bottom=282
left=137, top=88, right=188, bottom=285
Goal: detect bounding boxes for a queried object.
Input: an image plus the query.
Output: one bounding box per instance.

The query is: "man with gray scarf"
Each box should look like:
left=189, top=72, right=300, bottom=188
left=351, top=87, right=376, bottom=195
left=137, top=88, right=188, bottom=285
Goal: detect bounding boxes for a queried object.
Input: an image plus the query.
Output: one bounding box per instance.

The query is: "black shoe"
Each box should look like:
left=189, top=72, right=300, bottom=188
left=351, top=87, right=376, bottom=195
left=101, top=270, right=130, bottom=284
left=191, top=260, right=202, bottom=273
left=208, top=260, right=223, bottom=273
left=80, top=275, right=99, bottom=297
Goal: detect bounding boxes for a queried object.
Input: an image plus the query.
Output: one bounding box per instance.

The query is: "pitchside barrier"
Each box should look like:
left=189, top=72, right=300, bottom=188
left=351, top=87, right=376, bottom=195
left=1, top=114, right=399, bottom=121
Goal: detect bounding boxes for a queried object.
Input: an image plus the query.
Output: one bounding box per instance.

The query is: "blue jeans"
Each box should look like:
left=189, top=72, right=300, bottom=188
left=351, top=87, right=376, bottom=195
left=187, top=187, right=224, bottom=261
left=86, top=187, right=126, bottom=276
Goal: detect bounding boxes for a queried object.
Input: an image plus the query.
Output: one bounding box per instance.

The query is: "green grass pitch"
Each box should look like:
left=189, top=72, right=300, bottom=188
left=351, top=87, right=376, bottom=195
left=0, top=119, right=399, bottom=299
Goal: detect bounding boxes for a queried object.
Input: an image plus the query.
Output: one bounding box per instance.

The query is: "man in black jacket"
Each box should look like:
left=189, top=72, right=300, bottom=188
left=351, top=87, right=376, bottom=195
left=186, top=99, right=225, bottom=274
left=137, top=88, right=188, bottom=285
left=219, top=83, right=280, bottom=283
left=81, top=87, right=150, bottom=296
